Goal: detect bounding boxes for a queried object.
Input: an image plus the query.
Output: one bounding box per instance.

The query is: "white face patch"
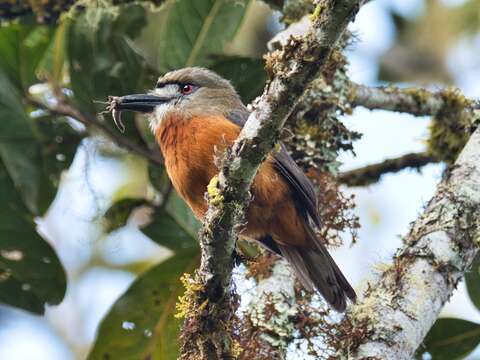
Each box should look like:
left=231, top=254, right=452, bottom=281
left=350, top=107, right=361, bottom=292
left=149, top=103, right=172, bottom=132
left=153, top=84, right=179, bottom=98
left=148, top=84, right=180, bottom=132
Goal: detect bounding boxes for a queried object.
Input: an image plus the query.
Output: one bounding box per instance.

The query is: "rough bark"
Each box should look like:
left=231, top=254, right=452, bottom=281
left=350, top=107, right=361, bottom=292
left=178, top=1, right=362, bottom=359
left=350, top=83, right=478, bottom=118
left=338, top=128, right=480, bottom=359
left=240, top=259, right=297, bottom=359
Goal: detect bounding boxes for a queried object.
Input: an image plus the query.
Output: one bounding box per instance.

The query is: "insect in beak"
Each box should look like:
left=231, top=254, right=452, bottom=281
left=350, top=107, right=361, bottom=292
left=106, top=94, right=170, bottom=132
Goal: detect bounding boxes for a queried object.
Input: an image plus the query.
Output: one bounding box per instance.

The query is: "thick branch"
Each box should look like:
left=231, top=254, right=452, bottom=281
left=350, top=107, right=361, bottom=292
left=350, top=83, right=477, bottom=117
left=240, top=259, right=297, bottom=358
left=338, top=128, right=480, bottom=359
left=29, top=98, right=163, bottom=166
left=350, top=83, right=479, bottom=164
left=338, top=152, right=439, bottom=187
left=179, top=1, right=362, bottom=359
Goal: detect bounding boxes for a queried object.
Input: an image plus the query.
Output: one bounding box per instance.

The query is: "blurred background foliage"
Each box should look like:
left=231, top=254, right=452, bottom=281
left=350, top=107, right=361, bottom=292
left=0, top=0, right=479, bottom=359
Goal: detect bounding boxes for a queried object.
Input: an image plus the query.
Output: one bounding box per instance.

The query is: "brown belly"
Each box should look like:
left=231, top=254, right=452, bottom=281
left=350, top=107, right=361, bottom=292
left=155, top=114, right=307, bottom=246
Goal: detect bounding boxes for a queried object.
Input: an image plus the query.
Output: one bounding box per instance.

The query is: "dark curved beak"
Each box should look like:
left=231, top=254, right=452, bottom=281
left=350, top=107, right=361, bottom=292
left=112, top=94, right=170, bottom=113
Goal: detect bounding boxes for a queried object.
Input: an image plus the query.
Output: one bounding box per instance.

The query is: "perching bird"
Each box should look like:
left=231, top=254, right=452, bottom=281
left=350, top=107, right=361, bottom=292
left=108, top=67, right=356, bottom=311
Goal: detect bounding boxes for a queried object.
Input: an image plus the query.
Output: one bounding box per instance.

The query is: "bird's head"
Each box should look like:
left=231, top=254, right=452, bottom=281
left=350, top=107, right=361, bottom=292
left=109, top=67, right=247, bottom=132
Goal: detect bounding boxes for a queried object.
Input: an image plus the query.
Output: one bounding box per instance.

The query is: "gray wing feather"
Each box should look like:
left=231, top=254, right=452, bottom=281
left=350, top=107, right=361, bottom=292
left=272, top=144, right=321, bottom=227
left=226, top=109, right=320, bottom=227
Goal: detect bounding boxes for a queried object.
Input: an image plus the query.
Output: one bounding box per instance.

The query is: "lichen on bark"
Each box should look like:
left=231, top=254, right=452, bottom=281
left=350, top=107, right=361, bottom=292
left=335, top=129, right=480, bottom=359
left=427, top=87, right=478, bottom=163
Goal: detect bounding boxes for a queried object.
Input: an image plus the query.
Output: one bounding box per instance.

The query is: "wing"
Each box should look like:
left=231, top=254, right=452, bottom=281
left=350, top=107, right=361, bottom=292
left=226, top=109, right=321, bottom=227
left=272, top=144, right=320, bottom=227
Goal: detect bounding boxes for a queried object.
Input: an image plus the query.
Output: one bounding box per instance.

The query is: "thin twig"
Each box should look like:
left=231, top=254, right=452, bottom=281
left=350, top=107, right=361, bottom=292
left=29, top=97, right=164, bottom=166
left=338, top=152, right=439, bottom=187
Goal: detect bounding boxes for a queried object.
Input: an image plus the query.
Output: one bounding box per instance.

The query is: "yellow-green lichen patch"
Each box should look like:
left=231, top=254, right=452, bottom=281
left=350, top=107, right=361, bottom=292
left=282, top=0, right=315, bottom=24
left=427, top=87, right=473, bottom=163
left=207, top=175, right=224, bottom=207
left=309, top=3, right=324, bottom=21
left=351, top=283, right=394, bottom=326
left=175, top=273, right=204, bottom=319
left=404, top=87, right=432, bottom=106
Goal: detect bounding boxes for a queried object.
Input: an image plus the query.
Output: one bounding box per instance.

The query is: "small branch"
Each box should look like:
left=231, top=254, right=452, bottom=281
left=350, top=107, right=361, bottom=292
left=350, top=83, right=478, bottom=117
left=0, top=0, right=165, bottom=23
left=179, top=1, right=363, bottom=359
left=338, top=152, right=439, bottom=187
left=29, top=98, right=163, bottom=166
left=337, top=129, right=480, bottom=359
left=349, top=83, right=479, bottom=164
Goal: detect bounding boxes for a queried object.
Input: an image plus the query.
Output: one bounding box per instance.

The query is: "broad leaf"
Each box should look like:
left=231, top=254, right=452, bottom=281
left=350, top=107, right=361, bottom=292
left=142, top=200, right=199, bottom=252
left=164, top=192, right=200, bottom=239
left=88, top=250, right=199, bottom=360
left=0, top=22, right=72, bottom=314
left=151, top=0, right=250, bottom=72
left=0, top=163, right=66, bottom=314
left=148, top=163, right=170, bottom=194
left=35, top=114, right=83, bottom=188
left=212, top=56, right=266, bottom=103
left=103, top=198, right=149, bottom=233
left=0, top=19, right=52, bottom=91
left=67, top=4, right=151, bottom=123
left=37, top=20, right=68, bottom=87
left=466, top=253, right=480, bottom=311
left=0, top=71, right=55, bottom=215
left=419, top=318, right=480, bottom=360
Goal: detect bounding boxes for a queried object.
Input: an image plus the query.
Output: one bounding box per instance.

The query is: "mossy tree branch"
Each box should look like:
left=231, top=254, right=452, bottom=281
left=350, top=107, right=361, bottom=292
left=338, top=152, right=440, bottom=187
left=178, top=1, right=362, bottom=359
left=350, top=83, right=478, bottom=117
left=337, top=128, right=480, bottom=359
left=349, top=83, right=480, bottom=164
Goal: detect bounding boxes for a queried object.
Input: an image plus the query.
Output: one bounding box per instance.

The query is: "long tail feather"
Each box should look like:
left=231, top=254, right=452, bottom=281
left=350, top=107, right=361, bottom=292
left=277, top=225, right=356, bottom=312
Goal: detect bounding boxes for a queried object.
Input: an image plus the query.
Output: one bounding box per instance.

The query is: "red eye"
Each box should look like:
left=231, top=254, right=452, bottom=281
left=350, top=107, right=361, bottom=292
left=181, top=84, right=194, bottom=95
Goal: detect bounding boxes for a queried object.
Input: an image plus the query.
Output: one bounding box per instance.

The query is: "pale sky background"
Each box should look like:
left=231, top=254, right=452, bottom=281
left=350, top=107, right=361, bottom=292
left=1, top=0, right=479, bottom=359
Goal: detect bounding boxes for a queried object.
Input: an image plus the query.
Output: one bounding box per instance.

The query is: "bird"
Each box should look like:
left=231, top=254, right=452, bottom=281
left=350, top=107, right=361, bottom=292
left=108, top=67, right=356, bottom=311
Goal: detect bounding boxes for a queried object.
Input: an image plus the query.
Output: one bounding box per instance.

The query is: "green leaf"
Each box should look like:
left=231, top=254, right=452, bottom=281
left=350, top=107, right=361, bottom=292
left=37, top=20, right=68, bottom=87
left=152, top=0, right=250, bottom=72
left=0, top=71, right=56, bottom=215
left=142, top=198, right=199, bottom=252
left=35, top=114, right=83, bottom=188
left=67, top=4, right=150, bottom=120
left=419, top=318, right=480, bottom=360
left=165, top=191, right=201, bottom=238
left=466, top=253, right=480, bottom=311
left=88, top=250, right=199, bottom=360
left=103, top=198, right=149, bottom=233
left=0, top=20, right=53, bottom=91
left=0, top=163, right=66, bottom=314
left=211, top=55, right=266, bottom=103
left=148, top=163, right=170, bottom=194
